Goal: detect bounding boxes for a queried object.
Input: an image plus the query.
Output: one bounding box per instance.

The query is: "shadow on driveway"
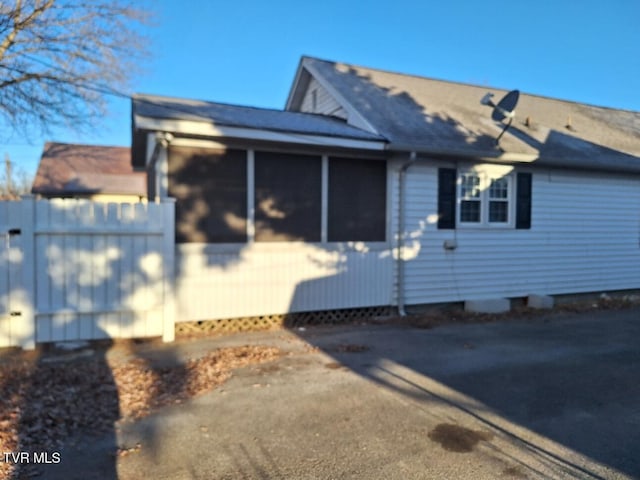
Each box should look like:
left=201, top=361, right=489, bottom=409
left=292, top=307, right=640, bottom=478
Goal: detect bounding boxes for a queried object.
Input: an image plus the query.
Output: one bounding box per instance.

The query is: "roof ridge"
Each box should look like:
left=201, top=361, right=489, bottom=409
left=45, top=141, right=130, bottom=150
left=134, top=93, right=290, bottom=115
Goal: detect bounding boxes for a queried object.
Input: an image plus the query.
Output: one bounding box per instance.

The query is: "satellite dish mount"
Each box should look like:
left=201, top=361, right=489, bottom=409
left=481, top=90, right=520, bottom=146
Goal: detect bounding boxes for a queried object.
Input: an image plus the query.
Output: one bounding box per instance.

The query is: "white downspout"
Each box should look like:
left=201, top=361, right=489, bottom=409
left=148, top=132, right=173, bottom=201
left=397, top=151, right=417, bottom=317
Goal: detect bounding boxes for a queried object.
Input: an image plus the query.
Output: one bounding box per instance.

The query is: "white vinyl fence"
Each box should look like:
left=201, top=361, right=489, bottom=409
left=0, top=197, right=175, bottom=349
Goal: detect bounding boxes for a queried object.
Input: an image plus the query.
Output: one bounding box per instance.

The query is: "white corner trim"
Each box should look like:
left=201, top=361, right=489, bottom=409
left=247, top=150, right=255, bottom=242
left=145, top=132, right=157, bottom=167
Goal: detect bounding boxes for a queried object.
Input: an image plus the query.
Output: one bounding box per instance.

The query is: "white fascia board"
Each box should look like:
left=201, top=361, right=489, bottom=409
left=386, top=142, right=539, bottom=164
left=169, top=137, right=228, bottom=150
left=135, top=115, right=387, bottom=151
left=302, top=60, right=380, bottom=136
left=285, top=59, right=309, bottom=110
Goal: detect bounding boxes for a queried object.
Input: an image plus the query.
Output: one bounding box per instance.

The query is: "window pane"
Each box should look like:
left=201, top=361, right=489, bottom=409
left=169, top=146, right=247, bottom=243
left=489, top=201, right=508, bottom=222
left=328, top=157, right=386, bottom=242
left=460, top=200, right=480, bottom=222
left=461, top=174, right=480, bottom=199
left=489, top=177, right=508, bottom=199
left=254, top=151, right=321, bottom=242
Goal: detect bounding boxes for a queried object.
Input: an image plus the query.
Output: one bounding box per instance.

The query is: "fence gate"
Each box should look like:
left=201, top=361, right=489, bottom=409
left=0, top=202, right=31, bottom=348
left=0, top=197, right=175, bottom=350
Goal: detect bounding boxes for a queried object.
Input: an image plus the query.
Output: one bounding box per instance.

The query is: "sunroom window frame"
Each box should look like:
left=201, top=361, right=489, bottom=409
left=166, top=139, right=390, bottom=246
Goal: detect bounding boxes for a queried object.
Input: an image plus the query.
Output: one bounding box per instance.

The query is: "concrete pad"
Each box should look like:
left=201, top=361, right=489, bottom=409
left=464, top=298, right=510, bottom=314
left=528, top=294, right=554, bottom=309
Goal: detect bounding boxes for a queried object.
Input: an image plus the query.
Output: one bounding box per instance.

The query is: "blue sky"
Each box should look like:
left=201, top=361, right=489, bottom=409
left=5, top=0, right=640, bottom=176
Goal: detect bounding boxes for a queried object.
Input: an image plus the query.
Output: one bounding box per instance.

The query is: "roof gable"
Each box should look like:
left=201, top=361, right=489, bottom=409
left=298, top=77, right=347, bottom=120
left=286, top=57, right=379, bottom=134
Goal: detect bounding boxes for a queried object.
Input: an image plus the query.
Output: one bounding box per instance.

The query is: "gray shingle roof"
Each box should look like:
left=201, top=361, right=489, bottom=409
left=297, top=57, right=640, bottom=173
left=133, top=94, right=384, bottom=141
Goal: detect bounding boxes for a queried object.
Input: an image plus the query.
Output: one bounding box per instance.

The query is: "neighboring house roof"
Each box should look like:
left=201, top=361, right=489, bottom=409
left=32, top=142, right=146, bottom=196
left=287, top=56, right=640, bottom=173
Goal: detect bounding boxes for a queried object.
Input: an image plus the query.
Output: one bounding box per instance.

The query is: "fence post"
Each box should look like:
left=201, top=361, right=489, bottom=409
left=19, top=195, right=36, bottom=349
left=162, top=198, right=176, bottom=342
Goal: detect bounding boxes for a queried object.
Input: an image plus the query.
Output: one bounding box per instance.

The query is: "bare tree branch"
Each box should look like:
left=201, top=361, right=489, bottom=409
left=0, top=152, right=33, bottom=199
left=0, top=0, right=149, bottom=137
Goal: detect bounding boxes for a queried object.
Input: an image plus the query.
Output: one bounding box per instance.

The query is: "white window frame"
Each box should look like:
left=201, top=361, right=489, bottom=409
left=457, top=167, right=514, bottom=228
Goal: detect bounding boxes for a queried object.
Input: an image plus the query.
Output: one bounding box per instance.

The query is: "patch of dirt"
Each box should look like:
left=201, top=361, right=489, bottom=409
left=503, top=465, right=528, bottom=478
left=255, top=363, right=281, bottom=374
left=428, top=423, right=493, bottom=453
left=325, top=362, right=344, bottom=370
left=0, top=345, right=281, bottom=479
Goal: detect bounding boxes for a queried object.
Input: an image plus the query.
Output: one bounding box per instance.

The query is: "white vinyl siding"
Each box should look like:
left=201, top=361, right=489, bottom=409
left=175, top=243, right=393, bottom=322
left=401, top=163, right=640, bottom=305
left=300, top=78, right=348, bottom=119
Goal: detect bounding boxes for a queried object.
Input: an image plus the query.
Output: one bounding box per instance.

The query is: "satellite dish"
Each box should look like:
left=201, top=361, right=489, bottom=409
left=481, top=89, right=520, bottom=145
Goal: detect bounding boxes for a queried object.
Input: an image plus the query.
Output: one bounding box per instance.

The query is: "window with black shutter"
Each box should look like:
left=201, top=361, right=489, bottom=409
left=515, top=172, right=532, bottom=229
left=438, top=168, right=457, bottom=229
left=438, top=167, right=532, bottom=230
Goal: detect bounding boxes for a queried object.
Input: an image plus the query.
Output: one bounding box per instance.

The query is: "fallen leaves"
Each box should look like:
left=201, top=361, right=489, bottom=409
left=115, top=442, right=141, bottom=458
left=115, top=345, right=281, bottom=419
left=0, top=344, right=281, bottom=479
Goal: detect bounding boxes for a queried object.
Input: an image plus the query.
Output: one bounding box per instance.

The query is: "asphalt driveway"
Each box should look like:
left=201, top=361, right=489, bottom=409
left=39, top=307, right=640, bottom=479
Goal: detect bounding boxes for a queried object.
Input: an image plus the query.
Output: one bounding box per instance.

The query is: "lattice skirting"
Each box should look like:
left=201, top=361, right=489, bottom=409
left=175, top=306, right=393, bottom=337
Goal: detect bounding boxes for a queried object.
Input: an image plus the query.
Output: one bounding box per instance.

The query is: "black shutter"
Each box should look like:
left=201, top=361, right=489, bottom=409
left=515, top=172, right=532, bottom=229
left=438, top=168, right=457, bottom=229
